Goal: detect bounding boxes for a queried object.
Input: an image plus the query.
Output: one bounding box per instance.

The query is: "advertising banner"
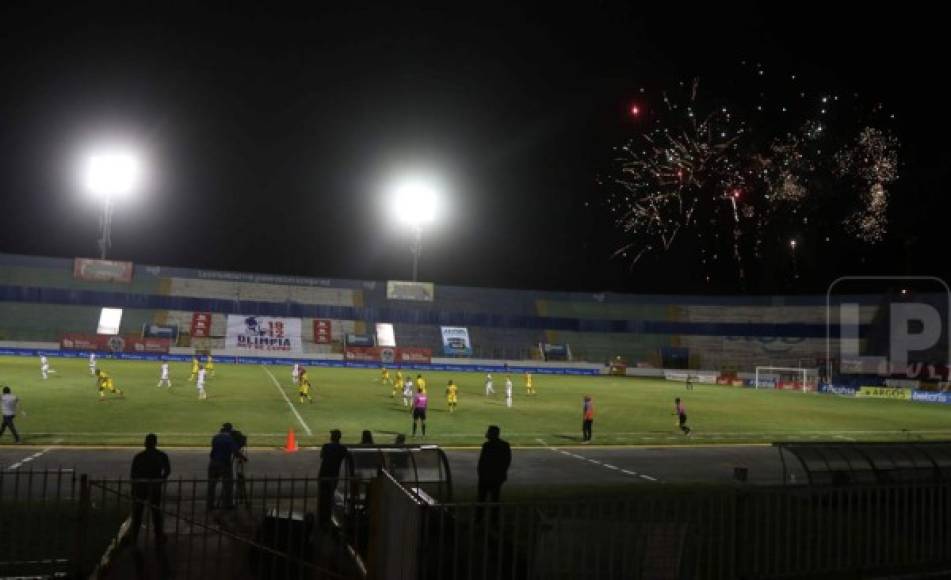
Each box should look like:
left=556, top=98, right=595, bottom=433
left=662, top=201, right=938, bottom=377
left=376, top=323, right=397, bottom=347
left=440, top=326, right=473, bottom=356
left=60, top=334, right=170, bottom=353
left=541, top=343, right=571, bottom=361
left=190, top=313, right=213, bottom=338
left=664, top=370, right=720, bottom=384
left=912, top=391, right=951, bottom=405
left=345, top=334, right=375, bottom=347
left=386, top=280, right=435, bottom=302
left=142, top=323, right=179, bottom=341
left=856, top=386, right=912, bottom=400
left=344, top=347, right=432, bottom=364
left=313, top=320, right=333, bottom=344
left=819, top=384, right=859, bottom=396
left=226, top=315, right=302, bottom=353
left=73, top=258, right=134, bottom=283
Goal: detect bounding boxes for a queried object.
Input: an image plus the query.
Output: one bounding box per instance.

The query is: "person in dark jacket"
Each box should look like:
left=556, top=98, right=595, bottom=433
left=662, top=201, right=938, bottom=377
left=130, top=433, right=171, bottom=543
left=318, top=429, right=348, bottom=529
left=207, top=423, right=247, bottom=509
left=477, top=425, right=512, bottom=503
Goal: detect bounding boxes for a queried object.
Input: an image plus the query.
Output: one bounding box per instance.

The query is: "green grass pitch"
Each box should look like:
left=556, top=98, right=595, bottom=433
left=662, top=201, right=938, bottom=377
left=1, top=356, right=950, bottom=447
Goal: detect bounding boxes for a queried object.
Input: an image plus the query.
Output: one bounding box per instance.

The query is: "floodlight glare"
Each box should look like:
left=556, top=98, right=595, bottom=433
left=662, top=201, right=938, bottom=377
left=83, top=150, right=141, bottom=199
left=393, top=181, right=437, bottom=225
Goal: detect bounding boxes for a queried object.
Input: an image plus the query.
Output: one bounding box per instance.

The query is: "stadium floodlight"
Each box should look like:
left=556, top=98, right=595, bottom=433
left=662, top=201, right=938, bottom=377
left=390, top=177, right=439, bottom=281
left=81, top=147, right=143, bottom=260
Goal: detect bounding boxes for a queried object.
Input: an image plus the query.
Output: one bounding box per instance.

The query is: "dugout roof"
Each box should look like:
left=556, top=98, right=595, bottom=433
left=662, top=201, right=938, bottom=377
left=775, top=441, right=951, bottom=486
left=340, top=444, right=453, bottom=506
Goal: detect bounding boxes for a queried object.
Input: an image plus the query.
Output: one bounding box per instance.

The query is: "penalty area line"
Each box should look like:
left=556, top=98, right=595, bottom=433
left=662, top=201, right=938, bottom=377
left=262, top=366, right=312, bottom=437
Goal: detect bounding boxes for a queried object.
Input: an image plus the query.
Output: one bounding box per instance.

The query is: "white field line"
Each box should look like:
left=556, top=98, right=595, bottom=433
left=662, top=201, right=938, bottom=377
left=5, top=441, right=60, bottom=471
left=535, top=438, right=659, bottom=482
left=261, top=366, right=312, bottom=436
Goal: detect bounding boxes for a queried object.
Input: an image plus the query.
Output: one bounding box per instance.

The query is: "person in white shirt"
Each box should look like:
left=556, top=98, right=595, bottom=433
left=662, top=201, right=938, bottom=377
left=1, top=386, right=22, bottom=443
left=402, top=378, right=414, bottom=408
left=505, top=375, right=513, bottom=408
left=196, top=366, right=207, bottom=400
left=88, top=353, right=97, bottom=376
left=157, top=362, right=172, bottom=388
left=40, top=356, right=50, bottom=380
left=485, top=373, right=495, bottom=396
left=291, top=363, right=300, bottom=385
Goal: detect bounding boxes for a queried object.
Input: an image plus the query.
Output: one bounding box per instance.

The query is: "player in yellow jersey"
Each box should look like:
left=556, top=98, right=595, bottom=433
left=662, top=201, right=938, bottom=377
left=298, top=369, right=313, bottom=404
left=206, top=354, right=215, bottom=378
left=415, top=374, right=427, bottom=394
left=392, top=370, right=404, bottom=398
left=446, top=380, right=459, bottom=413
left=95, top=369, right=123, bottom=400
left=525, top=372, right=536, bottom=395
left=189, top=356, right=199, bottom=382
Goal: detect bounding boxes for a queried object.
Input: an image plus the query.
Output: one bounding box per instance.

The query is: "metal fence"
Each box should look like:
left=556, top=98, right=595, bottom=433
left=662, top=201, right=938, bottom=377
left=5, top=467, right=951, bottom=579
left=370, top=472, right=951, bottom=580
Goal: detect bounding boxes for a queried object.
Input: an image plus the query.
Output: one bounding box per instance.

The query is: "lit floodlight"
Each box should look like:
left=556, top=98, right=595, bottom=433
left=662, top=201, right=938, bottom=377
left=392, top=181, right=438, bottom=225
left=83, top=150, right=142, bottom=199
left=97, top=307, right=124, bottom=335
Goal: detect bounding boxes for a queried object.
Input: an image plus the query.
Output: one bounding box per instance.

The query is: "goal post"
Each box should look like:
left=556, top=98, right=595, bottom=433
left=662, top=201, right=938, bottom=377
left=754, top=366, right=819, bottom=393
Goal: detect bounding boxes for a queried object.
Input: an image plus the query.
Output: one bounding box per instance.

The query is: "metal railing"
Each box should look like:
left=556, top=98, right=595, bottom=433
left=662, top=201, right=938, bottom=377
left=371, top=474, right=951, bottom=580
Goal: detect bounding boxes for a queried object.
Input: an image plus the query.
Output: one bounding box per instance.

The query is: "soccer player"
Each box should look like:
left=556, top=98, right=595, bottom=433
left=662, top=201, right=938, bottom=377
left=582, top=395, right=595, bottom=442
left=298, top=369, right=313, bottom=404
left=446, top=380, right=459, bottom=413
left=484, top=373, right=495, bottom=396
left=206, top=354, right=216, bottom=378
left=685, top=374, right=694, bottom=391
left=157, top=362, right=172, bottom=388
left=189, top=356, right=199, bottom=382
left=96, top=369, right=123, bottom=400
left=40, top=355, right=50, bottom=380
left=415, top=374, right=427, bottom=394
left=411, top=387, right=428, bottom=437
left=380, top=367, right=391, bottom=385
left=88, top=353, right=97, bottom=376
left=196, top=365, right=208, bottom=400
left=525, top=372, right=535, bottom=395
left=504, top=375, right=513, bottom=408
left=392, top=370, right=404, bottom=398
left=402, top=377, right=414, bottom=407
left=674, top=397, right=690, bottom=435
left=292, top=363, right=300, bottom=385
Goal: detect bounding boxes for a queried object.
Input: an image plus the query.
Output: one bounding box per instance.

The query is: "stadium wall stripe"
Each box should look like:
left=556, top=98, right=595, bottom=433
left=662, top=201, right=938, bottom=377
left=0, top=283, right=862, bottom=337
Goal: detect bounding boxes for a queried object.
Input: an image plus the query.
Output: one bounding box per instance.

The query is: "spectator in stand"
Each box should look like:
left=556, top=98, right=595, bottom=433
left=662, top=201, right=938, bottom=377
left=130, top=433, right=171, bottom=544
left=318, top=429, right=348, bottom=529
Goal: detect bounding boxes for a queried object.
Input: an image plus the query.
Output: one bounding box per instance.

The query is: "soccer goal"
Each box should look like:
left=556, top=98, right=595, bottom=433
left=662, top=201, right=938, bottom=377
left=754, top=366, right=819, bottom=393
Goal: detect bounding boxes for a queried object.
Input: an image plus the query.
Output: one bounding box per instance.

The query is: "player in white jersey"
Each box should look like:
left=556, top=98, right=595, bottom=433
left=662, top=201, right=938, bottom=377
left=402, top=378, right=414, bottom=407
left=40, top=356, right=50, bottom=380
left=157, top=362, right=172, bottom=388
left=196, top=366, right=207, bottom=400
left=485, top=373, right=495, bottom=396
left=291, top=364, right=300, bottom=385
left=505, top=375, right=513, bottom=408
left=88, top=353, right=97, bottom=376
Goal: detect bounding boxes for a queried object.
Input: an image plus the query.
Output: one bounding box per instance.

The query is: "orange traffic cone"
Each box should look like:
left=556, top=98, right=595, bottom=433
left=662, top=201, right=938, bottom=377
left=284, top=428, right=299, bottom=453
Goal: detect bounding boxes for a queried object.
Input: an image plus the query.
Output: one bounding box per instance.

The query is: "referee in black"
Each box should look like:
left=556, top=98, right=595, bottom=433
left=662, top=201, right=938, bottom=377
left=130, top=433, right=171, bottom=544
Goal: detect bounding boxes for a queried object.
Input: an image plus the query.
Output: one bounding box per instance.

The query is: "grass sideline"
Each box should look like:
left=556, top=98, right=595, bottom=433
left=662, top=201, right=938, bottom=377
left=1, top=356, right=950, bottom=447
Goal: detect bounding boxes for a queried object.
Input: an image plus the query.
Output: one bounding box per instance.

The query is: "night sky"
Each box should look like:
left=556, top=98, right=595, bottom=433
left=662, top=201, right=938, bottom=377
left=0, top=4, right=947, bottom=294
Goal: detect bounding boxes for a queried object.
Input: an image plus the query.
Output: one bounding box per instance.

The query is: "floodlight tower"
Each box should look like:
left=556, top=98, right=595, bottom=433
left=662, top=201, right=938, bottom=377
left=82, top=149, right=142, bottom=259
left=392, top=180, right=437, bottom=281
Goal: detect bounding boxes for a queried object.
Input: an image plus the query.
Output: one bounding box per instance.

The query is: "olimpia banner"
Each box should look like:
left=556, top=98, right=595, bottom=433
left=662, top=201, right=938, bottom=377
left=225, top=315, right=302, bottom=353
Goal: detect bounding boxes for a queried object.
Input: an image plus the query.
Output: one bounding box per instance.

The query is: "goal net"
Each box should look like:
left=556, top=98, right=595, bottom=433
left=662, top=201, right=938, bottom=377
left=754, top=366, right=819, bottom=393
